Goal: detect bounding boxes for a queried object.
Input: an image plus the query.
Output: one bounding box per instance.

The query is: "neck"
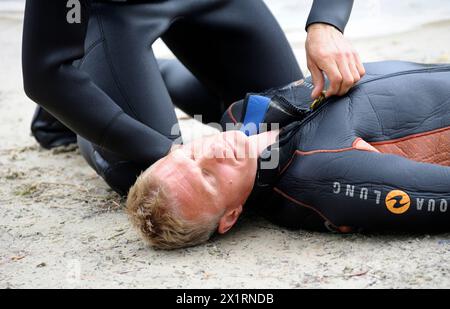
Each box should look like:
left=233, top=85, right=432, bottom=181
left=239, top=130, right=280, bottom=206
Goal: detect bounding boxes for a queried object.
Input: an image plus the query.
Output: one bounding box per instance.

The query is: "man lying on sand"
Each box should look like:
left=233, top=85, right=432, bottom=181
left=23, top=1, right=368, bottom=248
left=127, top=61, right=450, bottom=249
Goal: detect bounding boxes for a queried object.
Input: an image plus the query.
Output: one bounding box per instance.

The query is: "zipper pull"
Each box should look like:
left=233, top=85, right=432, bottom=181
left=310, top=91, right=327, bottom=111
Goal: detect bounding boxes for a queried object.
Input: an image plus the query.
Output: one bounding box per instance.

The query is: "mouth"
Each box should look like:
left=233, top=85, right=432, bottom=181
left=224, top=138, right=237, bottom=160
left=225, top=134, right=251, bottom=162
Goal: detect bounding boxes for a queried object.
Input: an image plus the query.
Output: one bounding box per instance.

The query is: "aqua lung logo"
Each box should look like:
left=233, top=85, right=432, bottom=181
left=332, top=182, right=448, bottom=214
left=67, top=0, right=81, bottom=24
left=385, top=190, right=410, bottom=214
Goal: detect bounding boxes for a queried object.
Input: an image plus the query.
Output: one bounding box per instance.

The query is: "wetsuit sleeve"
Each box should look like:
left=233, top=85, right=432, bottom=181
left=22, top=0, right=173, bottom=165
left=306, top=0, right=354, bottom=33
left=291, top=150, right=450, bottom=232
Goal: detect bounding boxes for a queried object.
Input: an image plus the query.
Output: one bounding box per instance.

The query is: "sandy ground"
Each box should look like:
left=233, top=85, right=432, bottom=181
left=1, top=11, right=450, bottom=289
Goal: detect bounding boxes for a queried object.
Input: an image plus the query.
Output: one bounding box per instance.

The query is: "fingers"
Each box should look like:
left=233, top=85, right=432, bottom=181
left=335, top=57, right=355, bottom=96
left=326, top=51, right=364, bottom=97
left=348, top=50, right=362, bottom=84
left=349, top=58, right=361, bottom=84
left=353, top=51, right=366, bottom=77
left=341, top=51, right=366, bottom=95
left=308, top=59, right=325, bottom=99
left=305, top=23, right=365, bottom=98
left=322, top=61, right=342, bottom=98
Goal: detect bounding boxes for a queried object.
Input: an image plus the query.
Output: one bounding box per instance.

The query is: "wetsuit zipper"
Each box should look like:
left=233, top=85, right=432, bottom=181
left=291, top=65, right=450, bottom=132
left=273, top=95, right=310, bottom=117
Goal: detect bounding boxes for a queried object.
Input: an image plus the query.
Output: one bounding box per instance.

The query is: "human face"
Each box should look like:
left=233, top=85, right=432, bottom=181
left=147, top=131, right=258, bottom=225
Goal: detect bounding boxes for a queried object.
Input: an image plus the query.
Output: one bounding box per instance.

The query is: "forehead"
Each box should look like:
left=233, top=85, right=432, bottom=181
left=152, top=150, right=193, bottom=182
left=151, top=151, right=214, bottom=213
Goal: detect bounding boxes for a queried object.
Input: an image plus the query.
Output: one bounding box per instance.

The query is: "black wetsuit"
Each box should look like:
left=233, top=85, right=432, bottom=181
left=23, top=0, right=354, bottom=195
left=221, top=61, right=450, bottom=233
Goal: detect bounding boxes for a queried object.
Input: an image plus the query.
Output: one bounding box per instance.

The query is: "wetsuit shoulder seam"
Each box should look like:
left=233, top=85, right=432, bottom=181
left=97, top=14, right=141, bottom=121
left=76, top=37, right=105, bottom=69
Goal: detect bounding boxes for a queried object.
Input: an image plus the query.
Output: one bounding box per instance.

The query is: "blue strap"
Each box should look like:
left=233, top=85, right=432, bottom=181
left=241, top=95, right=271, bottom=136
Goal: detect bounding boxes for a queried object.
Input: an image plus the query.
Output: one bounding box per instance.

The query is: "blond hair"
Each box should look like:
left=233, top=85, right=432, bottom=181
left=126, top=172, right=220, bottom=250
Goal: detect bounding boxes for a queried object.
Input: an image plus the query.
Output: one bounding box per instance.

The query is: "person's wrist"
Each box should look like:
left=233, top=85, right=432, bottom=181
left=307, top=23, right=339, bottom=33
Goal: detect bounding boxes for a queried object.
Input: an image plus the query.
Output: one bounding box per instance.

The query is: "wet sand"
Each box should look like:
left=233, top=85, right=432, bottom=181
left=1, top=12, right=450, bottom=288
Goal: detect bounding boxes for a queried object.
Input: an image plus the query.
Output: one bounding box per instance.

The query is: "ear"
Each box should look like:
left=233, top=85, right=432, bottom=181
left=217, top=205, right=243, bottom=234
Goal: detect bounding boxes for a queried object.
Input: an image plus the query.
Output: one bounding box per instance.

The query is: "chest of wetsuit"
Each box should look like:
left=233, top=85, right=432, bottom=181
left=221, top=61, right=450, bottom=233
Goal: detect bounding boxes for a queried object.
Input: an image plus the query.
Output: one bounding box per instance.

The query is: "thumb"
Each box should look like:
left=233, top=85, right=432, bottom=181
left=309, top=61, right=325, bottom=99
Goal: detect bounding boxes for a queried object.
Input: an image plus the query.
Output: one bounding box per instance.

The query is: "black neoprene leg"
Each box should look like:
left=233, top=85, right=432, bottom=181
left=162, top=0, right=303, bottom=107
left=79, top=3, right=180, bottom=145
left=31, top=106, right=77, bottom=149
left=158, top=59, right=223, bottom=124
